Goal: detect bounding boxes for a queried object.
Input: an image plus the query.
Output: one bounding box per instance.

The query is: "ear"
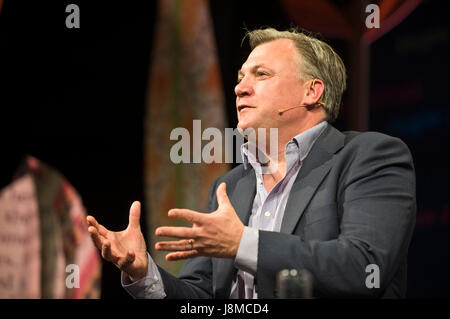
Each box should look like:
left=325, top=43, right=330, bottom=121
left=303, top=79, right=325, bottom=107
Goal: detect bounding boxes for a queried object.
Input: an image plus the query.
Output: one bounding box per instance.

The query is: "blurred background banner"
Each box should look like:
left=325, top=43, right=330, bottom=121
left=144, top=0, right=229, bottom=275
left=0, top=156, right=101, bottom=298
left=0, top=173, right=40, bottom=298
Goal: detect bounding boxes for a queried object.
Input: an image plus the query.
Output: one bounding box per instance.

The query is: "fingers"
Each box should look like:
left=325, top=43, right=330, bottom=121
left=216, top=182, right=231, bottom=207
left=87, top=225, right=104, bottom=251
left=167, top=209, right=206, bottom=225
left=165, top=250, right=199, bottom=261
left=87, top=215, right=109, bottom=251
left=156, top=239, right=200, bottom=261
left=86, top=215, right=108, bottom=237
left=101, top=241, right=116, bottom=263
left=155, top=239, right=195, bottom=252
left=155, top=226, right=196, bottom=239
left=127, top=201, right=141, bottom=231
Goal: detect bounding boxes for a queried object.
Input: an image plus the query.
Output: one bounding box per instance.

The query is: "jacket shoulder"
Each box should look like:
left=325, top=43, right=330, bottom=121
left=342, top=130, right=411, bottom=153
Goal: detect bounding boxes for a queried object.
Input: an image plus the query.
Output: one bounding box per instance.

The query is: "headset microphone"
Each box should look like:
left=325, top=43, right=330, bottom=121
left=277, top=105, right=307, bottom=115
left=277, top=101, right=325, bottom=115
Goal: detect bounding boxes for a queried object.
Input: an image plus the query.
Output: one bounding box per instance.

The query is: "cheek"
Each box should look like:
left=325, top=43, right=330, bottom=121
left=254, top=82, right=279, bottom=106
left=278, top=80, right=303, bottom=101
left=256, top=82, right=300, bottom=111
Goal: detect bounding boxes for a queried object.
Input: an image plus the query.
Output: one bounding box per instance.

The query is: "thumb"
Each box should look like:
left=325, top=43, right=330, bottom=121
left=216, top=183, right=231, bottom=208
left=128, top=201, right=142, bottom=231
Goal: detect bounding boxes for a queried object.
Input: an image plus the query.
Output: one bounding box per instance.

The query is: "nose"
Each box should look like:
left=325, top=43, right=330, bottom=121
left=234, top=77, right=252, bottom=98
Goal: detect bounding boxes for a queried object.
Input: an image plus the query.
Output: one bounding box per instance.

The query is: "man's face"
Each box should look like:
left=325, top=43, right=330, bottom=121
left=235, top=39, right=306, bottom=132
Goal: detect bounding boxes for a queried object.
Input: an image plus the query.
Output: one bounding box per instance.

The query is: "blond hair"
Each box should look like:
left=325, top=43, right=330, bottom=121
left=244, top=27, right=347, bottom=122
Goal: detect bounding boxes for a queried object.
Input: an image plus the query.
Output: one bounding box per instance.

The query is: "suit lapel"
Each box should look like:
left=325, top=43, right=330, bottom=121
left=230, top=168, right=256, bottom=225
left=280, top=125, right=345, bottom=234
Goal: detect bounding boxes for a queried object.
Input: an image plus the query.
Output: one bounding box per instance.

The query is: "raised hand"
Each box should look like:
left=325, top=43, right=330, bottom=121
left=155, top=183, right=244, bottom=261
left=87, top=201, right=148, bottom=282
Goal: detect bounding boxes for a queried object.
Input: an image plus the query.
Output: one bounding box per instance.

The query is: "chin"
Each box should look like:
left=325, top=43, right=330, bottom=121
left=237, top=122, right=252, bottom=132
left=236, top=121, right=245, bottom=130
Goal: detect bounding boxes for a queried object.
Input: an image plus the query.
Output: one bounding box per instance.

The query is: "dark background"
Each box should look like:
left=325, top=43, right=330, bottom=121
left=0, top=0, right=447, bottom=298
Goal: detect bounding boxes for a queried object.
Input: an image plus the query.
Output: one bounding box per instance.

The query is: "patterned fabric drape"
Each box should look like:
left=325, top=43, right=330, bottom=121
left=144, top=0, right=229, bottom=275
left=0, top=156, right=101, bottom=298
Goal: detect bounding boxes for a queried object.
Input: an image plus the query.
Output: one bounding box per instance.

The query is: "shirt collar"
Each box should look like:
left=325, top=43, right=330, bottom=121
left=240, top=121, right=328, bottom=171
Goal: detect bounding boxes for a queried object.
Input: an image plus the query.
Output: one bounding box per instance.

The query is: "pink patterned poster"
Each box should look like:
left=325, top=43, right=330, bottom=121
left=0, top=174, right=41, bottom=298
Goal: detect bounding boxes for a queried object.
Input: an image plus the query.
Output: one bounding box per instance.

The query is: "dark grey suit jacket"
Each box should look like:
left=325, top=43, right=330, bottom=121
left=157, top=124, right=416, bottom=298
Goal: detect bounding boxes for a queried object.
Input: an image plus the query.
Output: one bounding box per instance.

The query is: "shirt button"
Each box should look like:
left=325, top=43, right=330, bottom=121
left=154, top=275, right=159, bottom=281
left=264, top=211, right=271, bottom=217
left=151, top=284, right=156, bottom=290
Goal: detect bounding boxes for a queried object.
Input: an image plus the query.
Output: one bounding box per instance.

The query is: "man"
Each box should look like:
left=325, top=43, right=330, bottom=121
left=87, top=28, right=416, bottom=298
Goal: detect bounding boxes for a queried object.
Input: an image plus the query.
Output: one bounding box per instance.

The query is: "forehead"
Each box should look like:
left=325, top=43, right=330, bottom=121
left=241, top=38, right=300, bottom=70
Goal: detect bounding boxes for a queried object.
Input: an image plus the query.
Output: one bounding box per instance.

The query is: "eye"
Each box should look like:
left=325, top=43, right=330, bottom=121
left=256, top=70, right=270, bottom=78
